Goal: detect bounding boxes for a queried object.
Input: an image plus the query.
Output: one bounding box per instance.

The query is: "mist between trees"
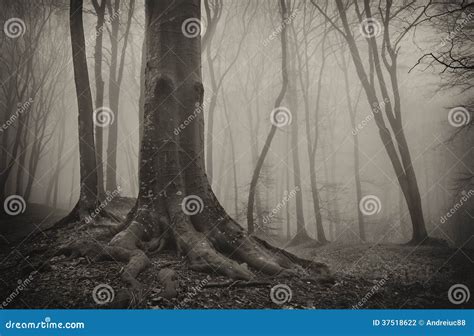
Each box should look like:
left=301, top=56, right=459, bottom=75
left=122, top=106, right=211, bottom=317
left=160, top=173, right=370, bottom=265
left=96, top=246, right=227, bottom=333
left=0, top=0, right=472, bottom=309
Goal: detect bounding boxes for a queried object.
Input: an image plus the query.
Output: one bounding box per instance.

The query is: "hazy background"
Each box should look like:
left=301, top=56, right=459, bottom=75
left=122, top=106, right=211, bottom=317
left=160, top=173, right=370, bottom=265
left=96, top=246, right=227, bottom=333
left=1, top=0, right=472, bottom=246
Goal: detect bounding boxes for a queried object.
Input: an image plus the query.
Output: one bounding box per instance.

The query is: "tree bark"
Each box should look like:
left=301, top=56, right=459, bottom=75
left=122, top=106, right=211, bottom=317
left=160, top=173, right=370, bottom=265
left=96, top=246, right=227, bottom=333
left=92, top=0, right=106, bottom=199
left=67, top=0, right=98, bottom=218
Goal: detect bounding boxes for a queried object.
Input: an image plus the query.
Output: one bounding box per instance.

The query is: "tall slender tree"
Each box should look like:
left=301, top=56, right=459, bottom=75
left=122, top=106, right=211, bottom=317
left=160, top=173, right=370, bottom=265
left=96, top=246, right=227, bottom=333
left=106, top=0, right=134, bottom=192
left=92, top=0, right=106, bottom=198
left=247, top=0, right=290, bottom=234
left=312, top=0, right=429, bottom=243
left=68, top=0, right=99, bottom=219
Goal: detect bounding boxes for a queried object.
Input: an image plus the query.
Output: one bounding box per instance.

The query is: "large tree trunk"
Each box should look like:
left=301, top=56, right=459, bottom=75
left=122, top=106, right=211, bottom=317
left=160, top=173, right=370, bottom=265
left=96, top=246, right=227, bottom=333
left=62, top=0, right=330, bottom=289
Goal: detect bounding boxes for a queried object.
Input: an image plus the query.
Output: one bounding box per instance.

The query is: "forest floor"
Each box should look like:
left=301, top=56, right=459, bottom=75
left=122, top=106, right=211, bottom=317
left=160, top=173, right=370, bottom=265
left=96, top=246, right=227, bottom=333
left=0, top=197, right=472, bottom=309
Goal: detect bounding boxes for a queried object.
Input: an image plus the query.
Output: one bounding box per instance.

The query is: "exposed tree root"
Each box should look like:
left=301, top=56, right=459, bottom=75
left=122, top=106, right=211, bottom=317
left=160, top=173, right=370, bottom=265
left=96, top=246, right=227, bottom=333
left=254, top=237, right=333, bottom=282
left=203, top=279, right=271, bottom=289
left=48, top=200, right=121, bottom=232
left=157, top=268, right=178, bottom=298
left=54, top=196, right=332, bottom=310
left=57, top=239, right=150, bottom=290
left=405, top=236, right=448, bottom=247
left=287, top=230, right=318, bottom=247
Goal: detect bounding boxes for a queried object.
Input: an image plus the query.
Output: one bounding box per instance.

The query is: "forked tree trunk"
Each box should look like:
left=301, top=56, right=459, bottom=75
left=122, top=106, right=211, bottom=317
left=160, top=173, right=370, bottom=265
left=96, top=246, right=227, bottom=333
left=334, top=0, right=428, bottom=243
left=62, top=0, right=330, bottom=288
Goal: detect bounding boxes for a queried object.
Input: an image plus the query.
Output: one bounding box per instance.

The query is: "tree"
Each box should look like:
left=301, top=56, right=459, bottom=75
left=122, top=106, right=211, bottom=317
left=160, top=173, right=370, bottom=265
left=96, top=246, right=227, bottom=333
left=247, top=0, right=289, bottom=236
left=412, top=1, right=473, bottom=127
left=105, top=0, right=134, bottom=192
left=204, top=1, right=253, bottom=184
left=62, top=0, right=330, bottom=289
left=335, top=46, right=365, bottom=241
left=239, top=49, right=266, bottom=233
left=290, top=2, right=328, bottom=243
left=92, top=0, right=106, bottom=199
left=312, top=0, right=430, bottom=243
left=0, top=1, right=53, bottom=200
left=66, top=0, right=99, bottom=220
